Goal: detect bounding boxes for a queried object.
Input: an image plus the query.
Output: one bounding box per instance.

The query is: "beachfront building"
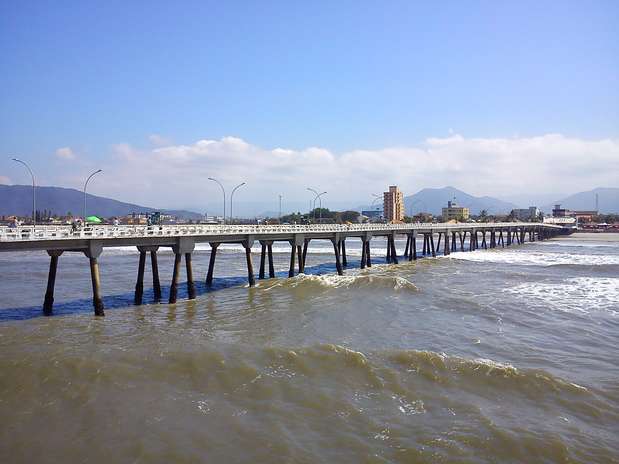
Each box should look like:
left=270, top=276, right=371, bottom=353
left=512, top=206, right=540, bottom=221
left=383, top=186, right=404, bottom=222
left=442, top=200, right=470, bottom=222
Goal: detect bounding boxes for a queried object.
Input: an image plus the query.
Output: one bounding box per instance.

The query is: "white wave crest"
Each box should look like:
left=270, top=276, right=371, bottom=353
left=503, top=277, right=619, bottom=314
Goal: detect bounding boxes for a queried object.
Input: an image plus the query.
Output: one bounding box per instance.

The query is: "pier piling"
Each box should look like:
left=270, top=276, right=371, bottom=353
left=43, top=250, right=62, bottom=315
left=185, top=253, right=196, bottom=299
left=134, top=250, right=146, bottom=305
left=245, top=243, right=255, bottom=286
left=206, top=243, right=218, bottom=286
left=169, top=252, right=182, bottom=304
left=151, top=250, right=161, bottom=300
left=267, top=242, right=275, bottom=278
left=259, top=242, right=266, bottom=279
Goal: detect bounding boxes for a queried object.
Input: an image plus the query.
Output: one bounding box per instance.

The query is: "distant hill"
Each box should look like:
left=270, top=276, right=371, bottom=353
left=0, top=185, right=202, bottom=219
left=543, top=187, right=619, bottom=213
left=403, top=186, right=517, bottom=215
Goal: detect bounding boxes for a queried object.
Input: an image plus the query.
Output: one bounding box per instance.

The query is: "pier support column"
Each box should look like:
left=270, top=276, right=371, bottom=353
left=430, top=232, right=436, bottom=257
left=411, top=232, right=417, bottom=260
left=288, top=242, right=296, bottom=278
left=267, top=242, right=275, bottom=278
left=390, top=234, right=399, bottom=264
left=134, top=249, right=147, bottom=305
left=150, top=250, right=162, bottom=301
left=436, top=233, right=442, bottom=254
left=451, top=232, right=457, bottom=252
left=365, top=240, right=372, bottom=267
left=43, top=250, right=63, bottom=316
left=361, top=238, right=367, bottom=269
left=459, top=232, right=465, bottom=251
left=302, top=239, right=309, bottom=266
left=386, top=236, right=392, bottom=263
left=84, top=242, right=104, bottom=316
left=341, top=239, right=347, bottom=267
left=404, top=235, right=410, bottom=259
left=206, top=243, right=219, bottom=286
left=332, top=239, right=344, bottom=276
left=244, top=240, right=255, bottom=287
left=422, top=234, right=428, bottom=255
left=259, top=242, right=267, bottom=279
left=481, top=231, right=487, bottom=250
left=185, top=253, right=196, bottom=299
left=469, top=231, right=475, bottom=251
left=443, top=230, right=450, bottom=255
left=169, top=252, right=182, bottom=304
left=297, top=245, right=304, bottom=274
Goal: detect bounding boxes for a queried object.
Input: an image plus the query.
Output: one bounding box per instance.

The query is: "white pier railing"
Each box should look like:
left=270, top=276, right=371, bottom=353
left=0, top=222, right=553, bottom=242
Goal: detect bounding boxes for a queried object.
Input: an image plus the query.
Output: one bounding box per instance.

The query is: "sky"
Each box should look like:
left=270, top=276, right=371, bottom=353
left=1, top=0, right=618, bottom=215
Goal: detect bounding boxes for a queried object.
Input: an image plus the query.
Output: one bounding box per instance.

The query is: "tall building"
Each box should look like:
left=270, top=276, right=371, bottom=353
left=512, top=206, right=540, bottom=221
left=442, top=200, right=470, bottom=222
left=383, top=186, right=404, bottom=222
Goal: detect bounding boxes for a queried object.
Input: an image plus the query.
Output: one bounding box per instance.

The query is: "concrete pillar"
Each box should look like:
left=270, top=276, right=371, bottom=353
left=84, top=242, right=104, bottom=316
left=332, top=239, right=343, bottom=276
left=404, top=235, right=410, bottom=258
left=302, top=240, right=309, bottom=265
left=430, top=232, right=436, bottom=257
left=288, top=242, right=296, bottom=277
left=185, top=253, right=196, bottom=299
left=297, top=245, right=304, bottom=273
left=245, top=244, right=255, bottom=286
left=460, top=232, right=465, bottom=251
left=341, top=239, right=347, bottom=267
left=206, top=243, right=218, bottom=286
left=259, top=242, right=266, bottom=279
left=390, top=235, right=398, bottom=264
left=361, top=238, right=367, bottom=269
left=267, top=242, right=275, bottom=278
left=443, top=230, right=450, bottom=255
left=411, top=233, right=417, bottom=260
left=436, top=233, right=442, bottom=253
left=365, top=240, right=372, bottom=267
left=169, top=252, right=182, bottom=304
left=150, top=250, right=162, bottom=301
left=134, top=250, right=147, bottom=305
left=43, top=250, right=63, bottom=315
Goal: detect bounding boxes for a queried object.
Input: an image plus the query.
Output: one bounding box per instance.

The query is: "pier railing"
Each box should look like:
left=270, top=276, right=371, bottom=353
left=0, top=222, right=555, bottom=242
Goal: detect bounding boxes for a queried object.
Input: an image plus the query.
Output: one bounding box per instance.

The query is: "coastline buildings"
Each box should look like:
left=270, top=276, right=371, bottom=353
left=512, top=206, right=541, bottom=221
left=442, top=200, right=470, bottom=221
left=552, top=204, right=598, bottom=222
left=383, top=186, right=404, bottom=222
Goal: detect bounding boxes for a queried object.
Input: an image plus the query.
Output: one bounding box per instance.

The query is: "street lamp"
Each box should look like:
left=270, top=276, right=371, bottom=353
left=83, top=169, right=103, bottom=222
left=278, top=194, right=283, bottom=221
left=208, top=177, right=226, bottom=224
left=229, top=182, right=246, bottom=224
left=316, top=191, right=327, bottom=222
left=307, top=187, right=320, bottom=221
left=11, top=158, right=36, bottom=226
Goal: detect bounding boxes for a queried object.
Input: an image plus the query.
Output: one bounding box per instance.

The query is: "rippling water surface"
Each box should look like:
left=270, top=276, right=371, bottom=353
left=1, top=233, right=618, bottom=463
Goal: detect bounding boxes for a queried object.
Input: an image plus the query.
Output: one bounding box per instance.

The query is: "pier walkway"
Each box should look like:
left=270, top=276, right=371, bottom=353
left=0, top=222, right=563, bottom=316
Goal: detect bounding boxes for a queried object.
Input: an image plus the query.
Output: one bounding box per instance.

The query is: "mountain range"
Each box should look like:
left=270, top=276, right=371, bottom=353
left=402, top=186, right=518, bottom=215
left=0, top=185, right=202, bottom=219
left=2, top=184, right=617, bottom=219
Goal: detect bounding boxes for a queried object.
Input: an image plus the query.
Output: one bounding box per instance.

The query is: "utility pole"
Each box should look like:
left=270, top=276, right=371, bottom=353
left=11, top=158, right=36, bottom=226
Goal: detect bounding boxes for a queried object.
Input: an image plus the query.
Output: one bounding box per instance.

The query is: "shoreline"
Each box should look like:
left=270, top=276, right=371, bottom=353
left=555, top=232, right=619, bottom=242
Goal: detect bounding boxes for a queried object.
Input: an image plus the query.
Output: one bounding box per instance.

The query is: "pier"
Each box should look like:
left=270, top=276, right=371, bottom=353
left=0, top=222, right=564, bottom=316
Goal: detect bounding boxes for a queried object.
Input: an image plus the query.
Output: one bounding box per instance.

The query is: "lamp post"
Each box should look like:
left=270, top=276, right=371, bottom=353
left=316, top=192, right=327, bottom=222
left=11, top=158, right=36, bottom=226
left=208, top=177, right=226, bottom=224
left=229, top=182, right=246, bottom=225
left=83, top=169, right=103, bottom=222
left=307, top=187, right=319, bottom=221
left=278, top=194, right=283, bottom=221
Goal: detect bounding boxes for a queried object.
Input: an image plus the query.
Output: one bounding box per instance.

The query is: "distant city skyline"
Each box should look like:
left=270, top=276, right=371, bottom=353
left=1, top=1, right=618, bottom=212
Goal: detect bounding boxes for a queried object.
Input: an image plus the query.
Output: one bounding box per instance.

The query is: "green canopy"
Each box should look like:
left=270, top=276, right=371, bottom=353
left=86, top=215, right=102, bottom=223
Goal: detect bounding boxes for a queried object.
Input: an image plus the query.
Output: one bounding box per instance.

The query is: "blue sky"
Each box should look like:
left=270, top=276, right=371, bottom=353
left=1, top=1, right=618, bottom=213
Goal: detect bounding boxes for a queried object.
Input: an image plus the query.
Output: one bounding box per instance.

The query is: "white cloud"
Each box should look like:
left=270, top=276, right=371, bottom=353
left=148, top=134, right=172, bottom=147
left=0, top=175, right=11, bottom=185
left=55, top=147, right=76, bottom=160
left=90, top=133, right=619, bottom=212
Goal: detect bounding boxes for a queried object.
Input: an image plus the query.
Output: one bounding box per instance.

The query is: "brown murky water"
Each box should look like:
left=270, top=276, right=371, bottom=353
left=1, top=234, right=618, bottom=463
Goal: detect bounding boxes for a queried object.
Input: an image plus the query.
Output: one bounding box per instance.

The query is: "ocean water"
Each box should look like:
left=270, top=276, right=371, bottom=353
left=0, top=233, right=618, bottom=463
